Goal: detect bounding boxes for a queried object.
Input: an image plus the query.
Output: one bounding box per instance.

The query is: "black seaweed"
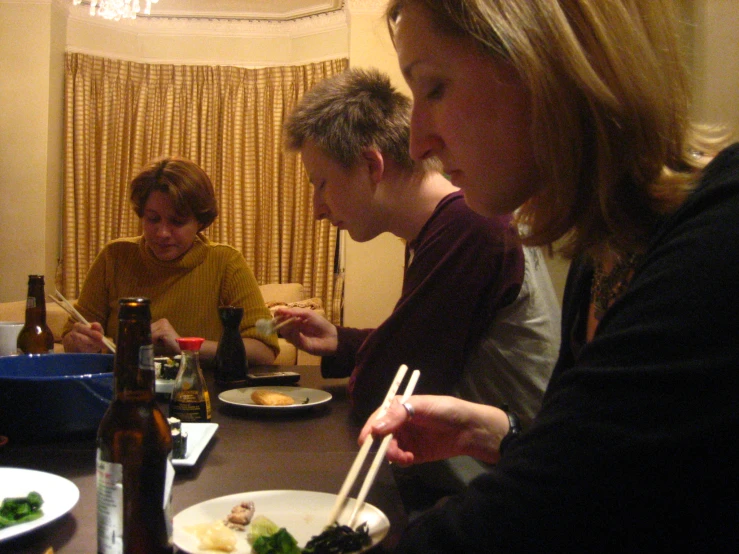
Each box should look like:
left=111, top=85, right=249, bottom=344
left=302, top=522, right=372, bottom=553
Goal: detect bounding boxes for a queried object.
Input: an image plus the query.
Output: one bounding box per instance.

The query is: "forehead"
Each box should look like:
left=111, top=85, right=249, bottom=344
left=395, top=4, right=439, bottom=64
left=144, top=190, right=173, bottom=207
left=300, top=139, right=350, bottom=178
left=143, top=189, right=190, bottom=217
left=395, top=4, right=524, bottom=100
left=395, top=3, right=473, bottom=79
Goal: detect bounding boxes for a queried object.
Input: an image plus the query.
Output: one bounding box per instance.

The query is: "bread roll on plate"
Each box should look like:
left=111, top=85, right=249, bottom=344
left=251, top=389, right=295, bottom=406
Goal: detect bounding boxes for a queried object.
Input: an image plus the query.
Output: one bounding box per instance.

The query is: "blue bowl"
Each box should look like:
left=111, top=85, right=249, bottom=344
left=0, top=353, right=114, bottom=442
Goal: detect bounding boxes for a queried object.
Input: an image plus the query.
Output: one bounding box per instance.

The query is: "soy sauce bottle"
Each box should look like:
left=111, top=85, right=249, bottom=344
left=214, top=306, right=248, bottom=387
left=16, top=275, right=54, bottom=354
left=96, top=297, right=174, bottom=554
left=169, top=337, right=211, bottom=422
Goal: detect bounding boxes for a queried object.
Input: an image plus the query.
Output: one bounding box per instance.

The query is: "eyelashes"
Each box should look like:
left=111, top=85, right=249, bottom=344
left=145, top=216, right=188, bottom=227
left=426, top=82, right=445, bottom=100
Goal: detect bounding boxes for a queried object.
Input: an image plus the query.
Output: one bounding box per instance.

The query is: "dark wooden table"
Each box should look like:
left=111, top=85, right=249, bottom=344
left=0, top=365, right=407, bottom=553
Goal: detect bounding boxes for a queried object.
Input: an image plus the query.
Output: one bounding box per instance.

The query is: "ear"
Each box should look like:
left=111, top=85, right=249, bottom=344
left=361, top=148, right=385, bottom=185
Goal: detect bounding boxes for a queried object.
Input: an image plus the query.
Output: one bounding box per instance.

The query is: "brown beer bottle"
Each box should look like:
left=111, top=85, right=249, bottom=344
left=16, top=275, right=54, bottom=354
left=96, top=298, right=174, bottom=554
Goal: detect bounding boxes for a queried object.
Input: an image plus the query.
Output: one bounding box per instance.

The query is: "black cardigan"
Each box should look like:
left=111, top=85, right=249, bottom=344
left=395, top=144, right=739, bottom=553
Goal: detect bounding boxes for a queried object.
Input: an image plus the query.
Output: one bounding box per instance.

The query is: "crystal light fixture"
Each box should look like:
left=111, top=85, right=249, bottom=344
left=72, top=0, right=159, bottom=21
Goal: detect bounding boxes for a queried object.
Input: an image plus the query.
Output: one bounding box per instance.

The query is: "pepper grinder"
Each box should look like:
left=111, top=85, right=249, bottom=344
left=214, top=306, right=248, bottom=387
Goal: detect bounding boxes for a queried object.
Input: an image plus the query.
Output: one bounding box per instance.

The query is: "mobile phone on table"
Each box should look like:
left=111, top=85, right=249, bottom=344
left=247, top=371, right=301, bottom=386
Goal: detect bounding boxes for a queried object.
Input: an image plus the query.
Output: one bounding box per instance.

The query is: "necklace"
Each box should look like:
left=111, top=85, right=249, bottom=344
left=591, top=252, right=642, bottom=320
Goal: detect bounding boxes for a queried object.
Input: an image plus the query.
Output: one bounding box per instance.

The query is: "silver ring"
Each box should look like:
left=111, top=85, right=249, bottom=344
left=402, top=402, right=415, bottom=421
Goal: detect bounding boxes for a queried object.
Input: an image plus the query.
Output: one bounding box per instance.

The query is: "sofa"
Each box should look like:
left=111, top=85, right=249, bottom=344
left=0, top=283, right=322, bottom=366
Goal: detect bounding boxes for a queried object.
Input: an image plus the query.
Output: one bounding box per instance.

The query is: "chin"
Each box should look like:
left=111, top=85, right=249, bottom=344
left=347, top=228, right=380, bottom=243
left=153, top=249, right=180, bottom=261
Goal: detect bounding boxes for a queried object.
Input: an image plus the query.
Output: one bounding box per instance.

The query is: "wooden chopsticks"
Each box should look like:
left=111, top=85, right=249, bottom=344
left=326, top=364, right=421, bottom=528
left=48, top=290, right=116, bottom=353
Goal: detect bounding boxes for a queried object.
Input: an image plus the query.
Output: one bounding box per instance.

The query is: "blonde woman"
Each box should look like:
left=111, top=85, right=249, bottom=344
left=360, top=0, right=738, bottom=551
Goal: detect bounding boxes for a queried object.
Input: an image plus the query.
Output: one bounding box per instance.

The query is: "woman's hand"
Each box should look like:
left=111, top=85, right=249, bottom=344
left=358, top=395, right=510, bottom=466
left=151, top=318, right=181, bottom=356
left=272, top=307, right=339, bottom=356
left=62, top=321, right=110, bottom=353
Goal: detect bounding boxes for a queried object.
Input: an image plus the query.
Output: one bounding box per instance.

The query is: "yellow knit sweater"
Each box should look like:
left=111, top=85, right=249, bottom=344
left=62, top=234, right=279, bottom=354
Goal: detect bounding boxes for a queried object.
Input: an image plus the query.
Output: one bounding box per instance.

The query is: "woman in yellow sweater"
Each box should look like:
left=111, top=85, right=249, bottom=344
left=62, top=157, right=278, bottom=365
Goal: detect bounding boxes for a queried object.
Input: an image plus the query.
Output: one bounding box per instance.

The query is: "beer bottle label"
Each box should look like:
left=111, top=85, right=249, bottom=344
left=25, top=296, right=37, bottom=309
left=164, top=455, right=175, bottom=538
left=96, top=450, right=123, bottom=554
left=139, top=344, right=154, bottom=373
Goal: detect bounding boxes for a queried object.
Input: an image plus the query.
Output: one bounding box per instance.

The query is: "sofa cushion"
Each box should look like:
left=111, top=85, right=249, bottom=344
left=265, top=297, right=324, bottom=314
left=259, top=283, right=305, bottom=304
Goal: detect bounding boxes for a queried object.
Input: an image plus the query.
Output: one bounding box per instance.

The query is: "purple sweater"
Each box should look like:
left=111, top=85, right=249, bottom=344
left=322, top=191, right=524, bottom=419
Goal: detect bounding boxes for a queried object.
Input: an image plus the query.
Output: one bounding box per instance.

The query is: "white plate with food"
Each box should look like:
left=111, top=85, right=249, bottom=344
left=173, top=423, right=219, bottom=468
left=218, top=386, right=332, bottom=411
left=0, top=468, right=79, bottom=542
left=173, top=489, right=389, bottom=554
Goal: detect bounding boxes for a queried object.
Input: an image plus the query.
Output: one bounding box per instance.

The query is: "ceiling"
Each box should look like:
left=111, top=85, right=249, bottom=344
left=131, top=0, right=345, bottom=21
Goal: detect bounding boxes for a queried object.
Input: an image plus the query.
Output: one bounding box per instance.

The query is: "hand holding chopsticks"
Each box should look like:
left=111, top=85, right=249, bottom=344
left=48, top=290, right=116, bottom=353
left=326, top=364, right=421, bottom=528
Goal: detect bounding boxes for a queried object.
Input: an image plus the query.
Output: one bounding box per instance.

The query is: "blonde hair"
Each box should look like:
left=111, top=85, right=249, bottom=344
left=387, top=0, right=731, bottom=260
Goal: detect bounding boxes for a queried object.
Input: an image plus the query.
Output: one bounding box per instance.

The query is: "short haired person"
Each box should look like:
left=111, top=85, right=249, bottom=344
left=279, top=67, right=560, bottom=424
left=62, top=157, right=278, bottom=365
left=357, top=0, right=739, bottom=552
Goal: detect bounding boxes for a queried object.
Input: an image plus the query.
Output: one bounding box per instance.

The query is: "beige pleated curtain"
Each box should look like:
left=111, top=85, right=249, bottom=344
left=61, top=53, right=348, bottom=323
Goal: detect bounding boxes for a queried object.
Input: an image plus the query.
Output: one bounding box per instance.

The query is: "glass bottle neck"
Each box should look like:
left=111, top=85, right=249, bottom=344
left=114, top=340, right=155, bottom=399
left=179, top=349, right=200, bottom=371
left=25, top=285, right=47, bottom=324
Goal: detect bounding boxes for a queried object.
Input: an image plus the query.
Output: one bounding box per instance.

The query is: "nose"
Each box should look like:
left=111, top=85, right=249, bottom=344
left=155, top=223, right=172, bottom=238
left=313, top=189, right=329, bottom=221
left=409, top=105, right=442, bottom=162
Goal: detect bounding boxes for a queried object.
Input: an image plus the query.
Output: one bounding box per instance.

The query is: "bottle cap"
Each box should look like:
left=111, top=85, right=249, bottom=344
left=176, top=337, right=205, bottom=351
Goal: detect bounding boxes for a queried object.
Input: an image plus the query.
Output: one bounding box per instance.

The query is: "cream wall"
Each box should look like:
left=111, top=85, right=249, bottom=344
left=341, top=2, right=406, bottom=328
left=0, top=0, right=737, bottom=322
left=0, top=0, right=66, bottom=302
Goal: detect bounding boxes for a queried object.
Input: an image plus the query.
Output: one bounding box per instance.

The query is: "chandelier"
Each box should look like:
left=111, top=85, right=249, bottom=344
left=72, top=0, right=159, bottom=21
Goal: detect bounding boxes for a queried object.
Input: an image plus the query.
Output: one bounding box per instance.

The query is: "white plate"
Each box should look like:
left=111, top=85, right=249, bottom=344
left=173, top=489, right=389, bottom=554
left=174, top=423, right=219, bottom=468
left=218, top=386, right=332, bottom=411
left=0, top=468, right=80, bottom=542
left=156, top=378, right=175, bottom=394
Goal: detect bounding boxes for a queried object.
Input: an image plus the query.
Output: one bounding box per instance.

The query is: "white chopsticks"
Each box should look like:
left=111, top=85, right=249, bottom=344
left=255, top=315, right=297, bottom=336
left=48, top=290, right=117, bottom=353
left=326, top=364, right=421, bottom=528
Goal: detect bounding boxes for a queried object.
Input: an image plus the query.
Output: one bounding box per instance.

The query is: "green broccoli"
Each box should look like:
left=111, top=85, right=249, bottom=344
left=0, top=492, right=44, bottom=529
